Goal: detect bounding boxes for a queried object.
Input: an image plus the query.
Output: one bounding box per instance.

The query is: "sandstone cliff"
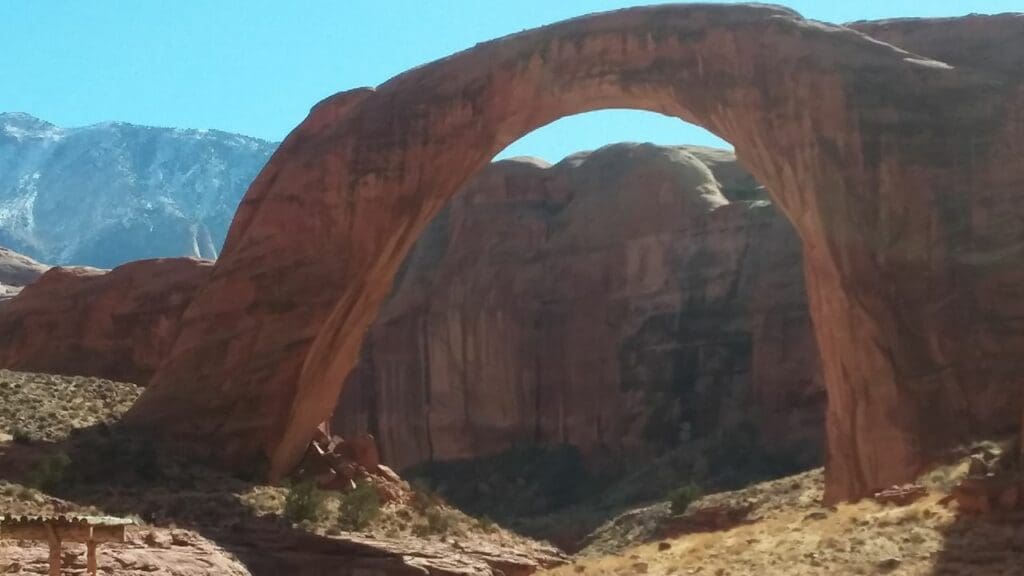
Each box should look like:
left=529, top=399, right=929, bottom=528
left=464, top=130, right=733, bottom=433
left=0, top=258, right=212, bottom=383
left=335, top=143, right=823, bottom=471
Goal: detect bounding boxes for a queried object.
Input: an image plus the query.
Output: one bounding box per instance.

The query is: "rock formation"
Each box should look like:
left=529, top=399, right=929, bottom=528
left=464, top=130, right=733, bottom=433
left=0, top=247, right=49, bottom=300
left=125, top=5, right=1024, bottom=502
left=0, top=258, right=211, bottom=383
left=335, top=143, right=822, bottom=471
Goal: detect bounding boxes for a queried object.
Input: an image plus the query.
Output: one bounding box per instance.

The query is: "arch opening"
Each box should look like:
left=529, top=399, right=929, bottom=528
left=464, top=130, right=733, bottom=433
left=493, top=109, right=732, bottom=162
left=329, top=109, right=824, bottom=545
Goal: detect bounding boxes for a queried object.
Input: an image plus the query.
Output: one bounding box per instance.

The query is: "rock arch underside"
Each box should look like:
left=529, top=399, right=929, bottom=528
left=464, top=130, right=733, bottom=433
left=124, top=4, right=1024, bottom=503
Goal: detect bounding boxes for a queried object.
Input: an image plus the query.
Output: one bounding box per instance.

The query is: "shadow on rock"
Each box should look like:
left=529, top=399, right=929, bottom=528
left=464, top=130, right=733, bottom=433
left=0, top=423, right=488, bottom=575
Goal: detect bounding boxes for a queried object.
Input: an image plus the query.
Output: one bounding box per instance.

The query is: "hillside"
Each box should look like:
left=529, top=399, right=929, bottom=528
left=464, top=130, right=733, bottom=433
left=0, top=112, right=275, bottom=267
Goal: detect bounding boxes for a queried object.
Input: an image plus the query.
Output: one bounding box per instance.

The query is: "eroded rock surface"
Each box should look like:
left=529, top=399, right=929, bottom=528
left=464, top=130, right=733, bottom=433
left=335, top=144, right=822, bottom=471
left=0, top=258, right=212, bottom=382
left=125, top=5, right=1024, bottom=502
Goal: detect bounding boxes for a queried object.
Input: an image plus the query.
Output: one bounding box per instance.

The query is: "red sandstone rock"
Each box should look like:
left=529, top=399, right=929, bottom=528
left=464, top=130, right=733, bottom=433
left=123, top=5, right=1024, bottom=503
left=0, top=258, right=212, bottom=383
left=945, top=476, right=1024, bottom=514
left=335, top=144, right=822, bottom=470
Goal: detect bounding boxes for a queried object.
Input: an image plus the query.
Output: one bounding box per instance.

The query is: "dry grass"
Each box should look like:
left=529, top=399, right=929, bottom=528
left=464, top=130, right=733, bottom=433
left=544, top=465, right=1024, bottom=576
left=9, top=367, right=1023, bottom=575
left=0, top=369, right=140, bottom=442
left=0, top=369, right=564, bottom=570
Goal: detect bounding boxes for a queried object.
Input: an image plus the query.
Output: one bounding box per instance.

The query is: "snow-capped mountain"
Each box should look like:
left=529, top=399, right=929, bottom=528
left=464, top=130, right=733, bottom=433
left=0, top=112, right=277, bottom=267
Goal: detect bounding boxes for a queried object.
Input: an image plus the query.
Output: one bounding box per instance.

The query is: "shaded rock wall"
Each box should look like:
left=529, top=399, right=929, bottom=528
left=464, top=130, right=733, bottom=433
left=334, top=144, right=823, bottom=471
left=0, top=258, right=212, bottom=383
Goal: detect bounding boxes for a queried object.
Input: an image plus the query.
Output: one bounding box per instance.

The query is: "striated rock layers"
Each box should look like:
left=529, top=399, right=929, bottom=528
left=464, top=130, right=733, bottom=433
left=0, top=258, right=212, bottom=383
left=126, top=5, right=1024, bottom=502
left=334, top=144, right=823, bottom=471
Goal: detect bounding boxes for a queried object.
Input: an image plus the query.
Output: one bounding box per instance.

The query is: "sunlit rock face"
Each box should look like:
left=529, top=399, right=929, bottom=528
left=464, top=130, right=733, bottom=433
left=334, top=143, right=823, bottom=471
left=0, top=113, right=274, bottom=268
left=0, top=258, right=212, bottom=383
left=125, top=5, right=1024, bottom=502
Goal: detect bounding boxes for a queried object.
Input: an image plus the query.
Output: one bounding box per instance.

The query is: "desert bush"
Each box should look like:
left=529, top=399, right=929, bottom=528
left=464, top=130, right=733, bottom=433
left=424, top=505, right=455, bottom=534
left=409, top=480, right=444, bottom=511
left=337, top=482, right=381, bottom=531
left=28, top=452, right=72, bottom=491
left=284, top=479, right=326, bottom=523
left=11, top=426, right=33, bottom=444
left=668, top=481, right=702, bottom=515
left=476, top=515, right=496, bottom=532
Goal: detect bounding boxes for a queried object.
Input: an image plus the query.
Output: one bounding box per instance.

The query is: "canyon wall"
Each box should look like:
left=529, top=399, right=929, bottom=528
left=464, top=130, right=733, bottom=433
left=334, top=144, right=823, bottom=471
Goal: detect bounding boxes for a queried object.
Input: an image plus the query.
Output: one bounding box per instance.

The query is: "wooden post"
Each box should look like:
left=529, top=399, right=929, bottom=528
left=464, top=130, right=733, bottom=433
left=87, top=540, right=98, bottom=575
left=45, top=524, right=61, bottom=576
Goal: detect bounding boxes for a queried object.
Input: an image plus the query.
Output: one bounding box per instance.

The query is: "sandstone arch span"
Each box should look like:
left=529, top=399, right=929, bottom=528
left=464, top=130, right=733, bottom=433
left=126, top=5, right=1024, bottom=502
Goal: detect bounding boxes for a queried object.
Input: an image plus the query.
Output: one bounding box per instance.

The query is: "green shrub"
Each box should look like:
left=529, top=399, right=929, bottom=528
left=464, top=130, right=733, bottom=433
left=28, top=452, right=72, bottom=491
left=424, top=505, right=454, bottom=534
left=337, top=482, right=381, bottom=531
left=11, top=427, right=33, bottom=445
left=476, top=515, right=496, bottom=532
left=284, top=479, right=326, bottom=523
left=668, top=482, right=702, bottom=515
left=409, top=480, right=444, bottom=512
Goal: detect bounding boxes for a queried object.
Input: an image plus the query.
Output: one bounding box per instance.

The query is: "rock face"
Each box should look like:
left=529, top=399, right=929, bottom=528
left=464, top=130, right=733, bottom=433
left=126, top=5, right=1024, bottom=502
left=0, top=113, right=275, bottom=268
left=0, top=258, right=212, bottom=383
left=0, top=247, right=49, bottom=300
left=335, top=143, right=822, bottom=471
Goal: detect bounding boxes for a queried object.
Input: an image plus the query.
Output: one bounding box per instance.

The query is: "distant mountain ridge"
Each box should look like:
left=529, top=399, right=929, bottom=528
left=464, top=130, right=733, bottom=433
left=0, top=112, right=277, bottom=267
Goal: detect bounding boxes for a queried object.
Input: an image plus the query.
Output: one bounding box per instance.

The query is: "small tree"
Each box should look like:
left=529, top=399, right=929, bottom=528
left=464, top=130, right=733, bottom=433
left=284, top=479, right=326, bottom=523
left=338, top=482, right=381, bottom=531
left=668, top=482, right=702, bottom=515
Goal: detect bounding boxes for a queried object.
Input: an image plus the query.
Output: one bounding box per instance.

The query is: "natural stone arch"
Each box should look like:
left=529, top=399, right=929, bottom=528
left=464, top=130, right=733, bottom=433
left=126, top=4, right=1024, bottom=503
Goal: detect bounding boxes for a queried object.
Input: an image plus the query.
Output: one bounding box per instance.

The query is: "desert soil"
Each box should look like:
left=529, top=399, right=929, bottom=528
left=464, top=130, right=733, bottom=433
left=3, top=369, right=1023, bottom=575
left=0, top=369, right=564, bottom=575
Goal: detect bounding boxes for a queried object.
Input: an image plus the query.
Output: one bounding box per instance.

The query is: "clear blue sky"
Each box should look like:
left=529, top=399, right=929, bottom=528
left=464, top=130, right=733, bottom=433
left=2, top=1, right=1019, bottom=161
